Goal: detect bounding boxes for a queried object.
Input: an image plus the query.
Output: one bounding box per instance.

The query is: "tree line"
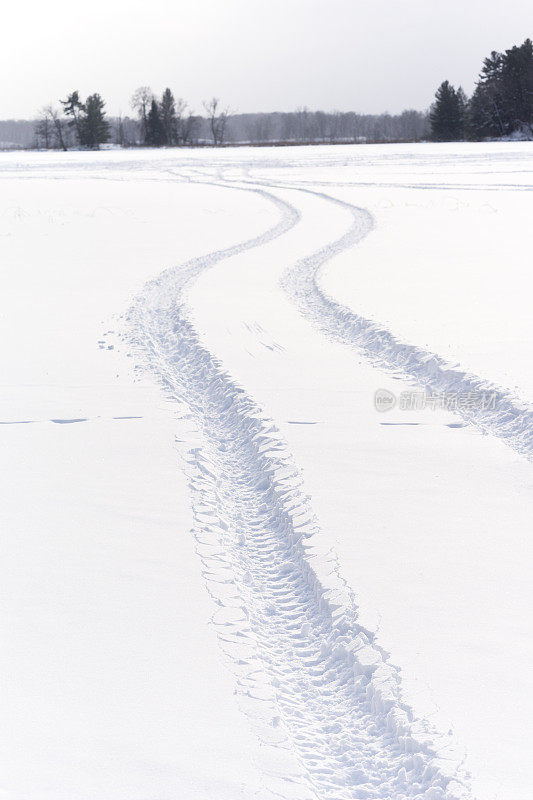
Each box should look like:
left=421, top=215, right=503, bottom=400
left=35, top=87, right=231, bottom=149
left=29, top=40, right=533, bottom=151
left=33, top=101, right=429, bottom=150
left=239, top=108, right=429, bottom=143
left=430, top=38, right=533, bottom=140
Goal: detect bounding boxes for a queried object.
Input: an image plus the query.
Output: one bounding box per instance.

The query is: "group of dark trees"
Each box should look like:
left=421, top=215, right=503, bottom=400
left=131, top=87, right=194, bottom=145
left=36, top=91, right=109, bottom=150
left=431, top=38, right=533, bottom=140
left=34, top=87, right=231, bottom=149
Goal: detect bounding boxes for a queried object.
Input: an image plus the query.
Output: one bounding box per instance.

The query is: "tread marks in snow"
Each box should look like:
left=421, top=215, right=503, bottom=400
left=128, top=180, right=469, bottom=800
left=275, top=182, right=533, bottom=461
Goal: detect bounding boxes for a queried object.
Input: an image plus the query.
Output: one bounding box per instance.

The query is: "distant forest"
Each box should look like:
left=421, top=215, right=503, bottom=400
left=0, top=37, right=531, bottom=150
left=1, top=107, right=429, bottom=150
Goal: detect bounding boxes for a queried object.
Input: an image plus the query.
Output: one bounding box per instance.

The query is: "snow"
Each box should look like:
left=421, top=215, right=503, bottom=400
left=1, top=142, right=532, bottom=800
left=0, top=175, right=274, bottom=799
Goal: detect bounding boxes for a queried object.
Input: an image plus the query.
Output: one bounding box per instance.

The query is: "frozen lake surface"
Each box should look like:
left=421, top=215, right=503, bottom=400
left=1, top=142, right=532, bottom=800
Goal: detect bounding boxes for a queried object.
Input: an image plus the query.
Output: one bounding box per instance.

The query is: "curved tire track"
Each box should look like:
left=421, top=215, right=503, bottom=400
left=127, top=178, right=469, bottom=800
left=243, top=177, right=533, bottom=462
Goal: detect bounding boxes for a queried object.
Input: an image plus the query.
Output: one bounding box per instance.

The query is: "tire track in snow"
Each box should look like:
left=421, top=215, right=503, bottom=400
left=127, top=179, right=469, bottom=800
left=235, top=175, right=533, bottom=461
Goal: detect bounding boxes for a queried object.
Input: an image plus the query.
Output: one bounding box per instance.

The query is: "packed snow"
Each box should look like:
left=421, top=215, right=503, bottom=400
left=1, top=142, right=532, bottom=800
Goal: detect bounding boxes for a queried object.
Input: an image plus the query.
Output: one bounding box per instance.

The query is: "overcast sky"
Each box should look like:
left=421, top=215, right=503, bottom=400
left=1, top=0, right=531, bottom=118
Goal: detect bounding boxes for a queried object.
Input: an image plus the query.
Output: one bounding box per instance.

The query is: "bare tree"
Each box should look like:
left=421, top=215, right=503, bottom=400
left=174, top=98, right=188, bottom=144
left=203, top=97, right=231, bottom=146
left=45, top=106, right=67, bottom=150
left=114, top=114, right=125, bottom=146
left=34, top=107, right=53, bottom=148
left=245, top=113, right=272, bottom=143
left=130, top=86, right=153, bottom=144
left=294, top=106, right=311, bottom=141
left=182, top=113, right=201, bottom=146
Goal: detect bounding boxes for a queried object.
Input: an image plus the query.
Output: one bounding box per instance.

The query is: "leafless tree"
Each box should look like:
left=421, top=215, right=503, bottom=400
left=182, top=113, right=202, bottom=146
left=245, top=113, right=272, bottom=143
left=281, top=112, right=297, bottom=141
left=203, top=97, right=231, bottom=146
left=294, top=106, right=311, bottom=140
left=114, top=114, right=125, bottom=146
left=45, top=105, right=67, bottom=150
left=130, top=86, right=153, bottom=143
left=34, top=107, right=53, bottom=148
left=174, top=98, right=188, bottom=144
left=329, top=111, right=344, bottom=141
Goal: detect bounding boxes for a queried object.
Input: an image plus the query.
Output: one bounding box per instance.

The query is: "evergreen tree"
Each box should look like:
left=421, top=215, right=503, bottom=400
left=80, top=94, right=109, bottom=149
left=469, top=52, right=506, bottom=137
left=469, top=40, right=533, bottom=138
left=60, top=90, right=84, bottom=143
left=456, top=87, right=468, bottom=138
left=145, top=99, right=165, bottom=146
left=429, top=81, right=465, bottom=141
left=500, top=39, right=533, bottom=132
left=160, top=88, right=177, bottom=145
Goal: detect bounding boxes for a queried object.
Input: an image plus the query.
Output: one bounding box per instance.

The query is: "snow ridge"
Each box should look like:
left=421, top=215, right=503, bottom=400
left=127, top=181, right=469, bottom=800
left=278, top=184, right=533, bottom=460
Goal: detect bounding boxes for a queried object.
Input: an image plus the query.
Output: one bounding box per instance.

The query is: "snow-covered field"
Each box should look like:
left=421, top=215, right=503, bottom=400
left=1, top=142, right=532, bottom=800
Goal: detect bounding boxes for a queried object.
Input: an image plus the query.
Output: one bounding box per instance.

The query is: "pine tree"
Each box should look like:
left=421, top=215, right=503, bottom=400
left=160, top=88, right=177, bottom=145
left=145, top=99, right=165, bottom=146
left=80, top=94, right=109, bottom=149
left=500, top=39, right=533, bottom=133
left=469, top=40, right=533, bottom=138
left=456, top=87, right=468, bottom=139
left=469, top=52, right=506, bottom=137
left=60, top=90, right=84, bottom=144
left=429, top=81, right=465, bottom=141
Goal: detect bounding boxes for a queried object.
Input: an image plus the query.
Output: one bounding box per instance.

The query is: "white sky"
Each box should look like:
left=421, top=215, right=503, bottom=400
left=1, top=0, right=531, bottom=118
